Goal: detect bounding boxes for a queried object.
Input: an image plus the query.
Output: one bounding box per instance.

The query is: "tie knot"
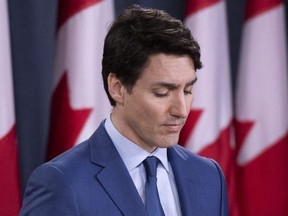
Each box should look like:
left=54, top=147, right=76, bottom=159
left=143, top=156, right=159, bottom=178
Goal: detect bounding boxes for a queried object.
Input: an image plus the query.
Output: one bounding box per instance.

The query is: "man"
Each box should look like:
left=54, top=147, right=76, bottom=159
left=20, top=5, right=228, bottom=216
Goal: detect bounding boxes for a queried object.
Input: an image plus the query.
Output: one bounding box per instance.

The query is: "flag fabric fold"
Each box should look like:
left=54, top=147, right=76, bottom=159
left=47, top=0, right=114, bottom=159
left=235, top=0, right=288, bottom=215
left=0, top=0, right=21, bottom=215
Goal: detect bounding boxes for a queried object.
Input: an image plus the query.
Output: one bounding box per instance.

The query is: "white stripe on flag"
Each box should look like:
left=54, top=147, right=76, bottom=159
left=54, top=0, right=114, bottom=145
left=236, top=4, right=288, bottom=165
left=184, top=1, right=233, bottom=153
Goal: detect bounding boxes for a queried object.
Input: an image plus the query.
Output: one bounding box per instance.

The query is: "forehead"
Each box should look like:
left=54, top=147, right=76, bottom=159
left=139, top=53, right=196, bottom=84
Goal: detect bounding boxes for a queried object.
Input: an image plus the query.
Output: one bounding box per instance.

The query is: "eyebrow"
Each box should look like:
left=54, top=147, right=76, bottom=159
left=190, top=77, right=198, bottom=85
left=152, top=77, right=198, bottom=89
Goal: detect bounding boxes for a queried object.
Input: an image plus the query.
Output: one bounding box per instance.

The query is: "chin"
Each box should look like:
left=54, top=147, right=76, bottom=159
left=161, top=140, right=178, bottom=148
left=166, top=135, right=180, bottom=145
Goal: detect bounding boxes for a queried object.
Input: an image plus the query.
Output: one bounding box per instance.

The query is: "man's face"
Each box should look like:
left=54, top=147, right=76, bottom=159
left=111, top=53, right=197, bottom=152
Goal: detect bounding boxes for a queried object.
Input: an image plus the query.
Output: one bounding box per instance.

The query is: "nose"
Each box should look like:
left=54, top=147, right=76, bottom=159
left=169, top=92, right=191, bottom=118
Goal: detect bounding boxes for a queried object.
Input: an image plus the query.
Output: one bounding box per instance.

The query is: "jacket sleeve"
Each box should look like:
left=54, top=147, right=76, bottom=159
left=210, top=159, right=229, bottom=216
left=19, top=163, right=80, bottom=216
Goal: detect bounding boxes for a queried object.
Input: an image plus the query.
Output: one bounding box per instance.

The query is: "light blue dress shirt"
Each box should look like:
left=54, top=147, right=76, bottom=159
left=104, top=115, right=182, bottom=216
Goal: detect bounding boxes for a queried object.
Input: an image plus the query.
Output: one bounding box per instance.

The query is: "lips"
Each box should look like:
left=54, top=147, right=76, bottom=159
left=163, top=122, right=184, bottom=132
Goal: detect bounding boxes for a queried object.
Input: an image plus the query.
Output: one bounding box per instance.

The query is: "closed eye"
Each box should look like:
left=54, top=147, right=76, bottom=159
left=154, top=91, right=169, bottom=97
left=184, top=90, right=192, bottom=95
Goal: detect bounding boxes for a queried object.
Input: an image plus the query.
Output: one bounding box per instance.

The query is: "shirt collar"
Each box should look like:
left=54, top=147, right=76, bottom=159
left=104, top=114, right=169, bottom=173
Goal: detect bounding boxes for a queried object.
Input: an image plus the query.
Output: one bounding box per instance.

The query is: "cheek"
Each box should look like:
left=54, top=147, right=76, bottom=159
left=187, top=96, right=194, bottom=107
left=126, top=91, right=170, bottom=124
left=136, top=102, right=160, bottom=120
left=134, top=99, right=165, bottom=125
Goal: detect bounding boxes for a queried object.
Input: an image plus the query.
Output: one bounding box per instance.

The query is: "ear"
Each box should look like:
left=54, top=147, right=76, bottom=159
left=107, top=73, right=125, bottom=105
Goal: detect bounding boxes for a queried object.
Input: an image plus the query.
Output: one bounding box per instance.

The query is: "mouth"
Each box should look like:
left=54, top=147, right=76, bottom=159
left=163, top=122, right=184, bottom=132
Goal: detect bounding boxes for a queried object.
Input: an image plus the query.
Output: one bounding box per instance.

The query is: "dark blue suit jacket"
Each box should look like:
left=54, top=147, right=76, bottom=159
left=20, top=122, right=228, bottom=216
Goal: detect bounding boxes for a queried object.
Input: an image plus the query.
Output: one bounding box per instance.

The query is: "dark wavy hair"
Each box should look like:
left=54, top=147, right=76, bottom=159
left=102, top=4, right=202, bottom=106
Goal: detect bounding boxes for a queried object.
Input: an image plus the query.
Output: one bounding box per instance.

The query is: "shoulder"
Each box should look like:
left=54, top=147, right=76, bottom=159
left=169, top=145, right=228, bottom=214
left=170, top=144, right=225, bottom=179
left=49, top=140, right=90, bottom=169
left=26, top=139, right=93, bottom=194
left=20, top=127, right=104, bottom=215
left=20, top=153, right=83, bottom=215
left=170, top=145, right=215, bottom=166
left=44, top=120, right=108, bottom=173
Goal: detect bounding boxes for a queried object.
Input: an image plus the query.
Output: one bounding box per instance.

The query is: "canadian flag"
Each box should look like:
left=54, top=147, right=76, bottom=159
left=47, top=0, right=114, bottom=159
left=0, top=0, right=21, bottom=215
left=181, top=0, right=238, bottom=214
left=235, top=0, right=288, bottom=215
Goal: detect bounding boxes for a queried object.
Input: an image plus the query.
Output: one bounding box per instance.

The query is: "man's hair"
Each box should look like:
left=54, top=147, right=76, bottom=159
left=102, top=4, right=202, bottom=106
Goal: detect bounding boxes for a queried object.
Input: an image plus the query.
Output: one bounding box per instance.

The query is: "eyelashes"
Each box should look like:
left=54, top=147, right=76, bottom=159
left=154, top=89, right=193, bottom=98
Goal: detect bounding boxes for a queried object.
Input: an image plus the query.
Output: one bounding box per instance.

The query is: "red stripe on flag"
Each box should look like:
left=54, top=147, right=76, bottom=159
left=237, top=132, right=288, bottom=215
left=245, top=0, right=283, bottom=20
left=0, top=125, right=21, bottom=215
left=47, top=72, right=92, bottom=160
left=185, top=0, right=221, bottom=16
left=57, top=0, right=102, bottom=29
left=199, top=123, right=240, bottom=216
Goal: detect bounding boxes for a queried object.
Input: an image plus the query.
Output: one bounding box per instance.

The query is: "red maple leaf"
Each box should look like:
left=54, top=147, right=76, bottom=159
left=233, top=119, right=255, bottom=157
left=47, top=72, right=92, bottom=160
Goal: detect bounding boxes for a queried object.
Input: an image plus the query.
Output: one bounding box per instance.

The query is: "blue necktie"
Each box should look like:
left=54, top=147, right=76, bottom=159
left=143, top=156, right=165, bottom=216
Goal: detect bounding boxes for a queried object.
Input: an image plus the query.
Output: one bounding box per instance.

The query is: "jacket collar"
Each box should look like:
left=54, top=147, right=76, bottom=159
left=168, top=146, right=205, bottom=216
left=89, top=122, right=204, bottom=216
left=88, top=122, right=148, bottom=216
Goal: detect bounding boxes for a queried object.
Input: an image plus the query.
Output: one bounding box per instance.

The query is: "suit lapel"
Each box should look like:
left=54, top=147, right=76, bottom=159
left=89, top=123, right=148, bottom=216
left=168, top=146, right=205, bottom=216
